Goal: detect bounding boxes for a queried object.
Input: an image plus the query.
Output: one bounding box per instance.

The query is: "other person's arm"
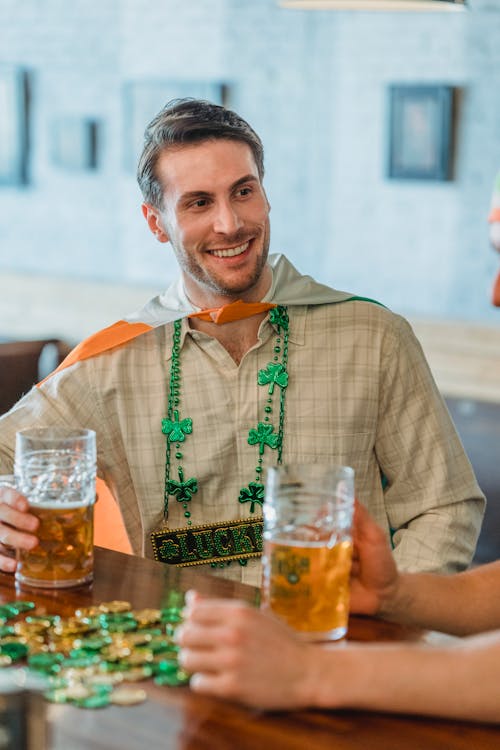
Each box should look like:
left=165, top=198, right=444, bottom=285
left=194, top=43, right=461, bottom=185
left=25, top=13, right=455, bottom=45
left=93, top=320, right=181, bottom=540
left=350, top=502, right=500, bottom=636
left=177, top=504, right=500, bottom=720
left=178, top=595, right=500, bottom=722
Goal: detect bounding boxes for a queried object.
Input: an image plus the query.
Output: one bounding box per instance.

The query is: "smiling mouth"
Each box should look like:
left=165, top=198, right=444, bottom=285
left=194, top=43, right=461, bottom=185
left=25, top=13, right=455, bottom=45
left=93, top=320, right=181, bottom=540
left=208, top=241, right=250, bottom=259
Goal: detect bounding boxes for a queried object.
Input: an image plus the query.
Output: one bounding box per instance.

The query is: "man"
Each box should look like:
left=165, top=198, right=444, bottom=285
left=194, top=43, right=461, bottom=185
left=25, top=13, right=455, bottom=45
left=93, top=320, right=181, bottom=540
left=0, top=99, right=484, bottom=584
left=177, top=502, right=500, bottom=723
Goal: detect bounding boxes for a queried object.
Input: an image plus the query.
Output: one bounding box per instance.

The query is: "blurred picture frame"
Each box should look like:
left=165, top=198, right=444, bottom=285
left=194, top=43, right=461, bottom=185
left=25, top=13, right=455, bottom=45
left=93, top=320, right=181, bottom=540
left=51, top=117, right=100, bottom=170
left=0, top=67, right=30, bottom=185
left=387, top=84, right=455, bottom=181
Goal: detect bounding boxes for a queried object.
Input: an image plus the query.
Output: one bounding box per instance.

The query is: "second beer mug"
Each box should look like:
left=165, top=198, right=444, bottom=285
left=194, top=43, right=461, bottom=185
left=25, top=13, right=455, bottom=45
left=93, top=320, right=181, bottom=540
left=14, top=427, right=96, bottom=589
left=261, top=463, right=355, bottom=642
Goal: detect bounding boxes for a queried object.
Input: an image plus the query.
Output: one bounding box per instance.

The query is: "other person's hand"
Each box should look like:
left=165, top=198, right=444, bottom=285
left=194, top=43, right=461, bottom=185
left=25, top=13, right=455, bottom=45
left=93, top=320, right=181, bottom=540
left=348, top=501, right=400, bottom=618
left=177, top=591, right=324, bottom=710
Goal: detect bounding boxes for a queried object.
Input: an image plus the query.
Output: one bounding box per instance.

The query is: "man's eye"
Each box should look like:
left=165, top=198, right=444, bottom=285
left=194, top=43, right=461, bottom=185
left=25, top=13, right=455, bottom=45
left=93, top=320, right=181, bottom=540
left=190, top=198, right=208, bottom=208
left=238, top=187, right=252, bottom=197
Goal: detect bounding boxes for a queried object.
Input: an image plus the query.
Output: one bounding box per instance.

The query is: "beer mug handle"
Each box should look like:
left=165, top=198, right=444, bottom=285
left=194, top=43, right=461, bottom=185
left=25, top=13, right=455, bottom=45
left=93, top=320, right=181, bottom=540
left=0, top=475, right=17, bottom=492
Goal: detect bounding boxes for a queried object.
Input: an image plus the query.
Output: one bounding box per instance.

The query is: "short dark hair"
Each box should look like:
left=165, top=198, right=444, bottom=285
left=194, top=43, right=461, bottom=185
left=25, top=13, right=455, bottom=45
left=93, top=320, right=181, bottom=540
left=137, top=98, right=265, bottom=209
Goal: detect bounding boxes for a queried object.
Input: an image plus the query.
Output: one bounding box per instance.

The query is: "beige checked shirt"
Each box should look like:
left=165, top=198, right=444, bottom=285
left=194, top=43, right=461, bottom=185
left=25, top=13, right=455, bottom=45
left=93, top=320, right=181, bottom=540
left=0, top=301, right=484, bottom=586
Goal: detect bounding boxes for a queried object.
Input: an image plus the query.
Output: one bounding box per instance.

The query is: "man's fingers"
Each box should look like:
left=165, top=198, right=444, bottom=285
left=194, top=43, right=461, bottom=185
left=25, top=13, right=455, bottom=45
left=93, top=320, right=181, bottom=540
left=0, top=553, right=17, bottom=574
left=0, top=504, right=39, bottom=534
left=0, top=487, right=30, bottom=513
left=0, top=524, right=38, bottom=551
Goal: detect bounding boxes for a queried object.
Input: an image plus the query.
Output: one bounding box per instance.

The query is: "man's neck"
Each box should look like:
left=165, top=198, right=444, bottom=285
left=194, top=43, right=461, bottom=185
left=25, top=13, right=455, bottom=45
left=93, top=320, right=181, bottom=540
left=188, top=312, right=267, bottom=365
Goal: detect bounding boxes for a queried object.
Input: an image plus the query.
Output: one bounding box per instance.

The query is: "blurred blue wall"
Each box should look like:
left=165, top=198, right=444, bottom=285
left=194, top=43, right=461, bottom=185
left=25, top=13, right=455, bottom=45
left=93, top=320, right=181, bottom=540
left=1, top=0, right=500, bottom=326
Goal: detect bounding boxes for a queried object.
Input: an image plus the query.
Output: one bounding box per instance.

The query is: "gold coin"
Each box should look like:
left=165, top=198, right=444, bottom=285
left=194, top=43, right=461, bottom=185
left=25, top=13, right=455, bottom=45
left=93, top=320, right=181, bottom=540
left=14, top=621, right=46, bottom=636
left=62, top=683, right=93, bottom=701
left=91, top=672, right=124, bottom=686
left=26, top=643, right=50, bottom=655
left=122, top=632, right=152, bottom=647
left=133, top=609, right=161, bottom=626
left=25, top=635, right=46, bottom=648
left=102, top=645, right=131, bottom=661
left=123, top=650, right=153, bottom=667
left=99, top=601, right=132, bottom=614
left=120, top=666, right=153, bottom=682
left=74, top=606, right=101, bottom=619
left=53, top=620, right=89, bottom=637
left=111, top=687, right=147, bottom=706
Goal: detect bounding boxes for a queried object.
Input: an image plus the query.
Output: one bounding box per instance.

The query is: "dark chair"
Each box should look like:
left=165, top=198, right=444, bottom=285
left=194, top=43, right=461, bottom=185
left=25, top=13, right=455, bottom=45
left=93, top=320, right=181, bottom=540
left=0, top=339, right=72, bottom=416
left=446, top=397, right=500, bottom=565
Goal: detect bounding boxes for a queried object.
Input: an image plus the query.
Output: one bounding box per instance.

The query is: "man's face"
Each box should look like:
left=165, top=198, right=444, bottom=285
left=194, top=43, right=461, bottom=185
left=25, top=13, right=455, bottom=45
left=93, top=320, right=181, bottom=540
left=142, top=139, right=271, bottom=307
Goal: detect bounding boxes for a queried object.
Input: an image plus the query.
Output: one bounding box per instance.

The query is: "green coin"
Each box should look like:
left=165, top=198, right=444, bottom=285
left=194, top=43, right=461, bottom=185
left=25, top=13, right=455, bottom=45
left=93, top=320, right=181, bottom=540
left=149, top=638, right=178, bottom=655
left=152, top=659, right=178, bottom=676
left=160, top=608, right=183, bottom=624
left=74, top=636, right=111, bottom=651
left=99, top=612, right=135, bottom=624
left=12, top=601, right=36, bottom=613
left=0, top=642, right=29, bottom=661
left=28, top=653, right=64, bottom=673
left=69, top=647, right=99, bottom=659
left=153, top=671, right=189, bottom=687
left=0, top=606, right=18, bottom=623
left=106, top=621, right=137, bottom=633
left=61, top=654, right=101, bottom=669
left=74, top=693, right=111, bottom=709
left=87, top=683, right=113, bottom=697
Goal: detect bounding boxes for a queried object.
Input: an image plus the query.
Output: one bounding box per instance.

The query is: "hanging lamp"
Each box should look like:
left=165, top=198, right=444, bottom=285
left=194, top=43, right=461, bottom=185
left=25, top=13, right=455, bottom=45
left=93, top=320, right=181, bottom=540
left=279, top=0, right=466, bottom=11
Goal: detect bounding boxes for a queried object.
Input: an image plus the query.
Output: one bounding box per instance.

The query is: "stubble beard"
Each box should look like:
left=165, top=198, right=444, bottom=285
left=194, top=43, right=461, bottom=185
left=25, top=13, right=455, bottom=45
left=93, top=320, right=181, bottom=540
left=176, top=222, right=271, bottom=301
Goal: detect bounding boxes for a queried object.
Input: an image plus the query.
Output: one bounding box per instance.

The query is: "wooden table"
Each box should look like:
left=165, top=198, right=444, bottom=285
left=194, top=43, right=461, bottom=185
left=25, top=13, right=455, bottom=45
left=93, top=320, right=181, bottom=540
left=1, top=547, right=498, bottom=750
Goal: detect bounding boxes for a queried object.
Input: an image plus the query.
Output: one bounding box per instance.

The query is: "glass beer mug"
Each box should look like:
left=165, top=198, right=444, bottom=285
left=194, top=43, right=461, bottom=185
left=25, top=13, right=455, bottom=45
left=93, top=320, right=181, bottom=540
left=261, top=463, right=355, bottom=642
left=13, top=427, right=97, bottom=589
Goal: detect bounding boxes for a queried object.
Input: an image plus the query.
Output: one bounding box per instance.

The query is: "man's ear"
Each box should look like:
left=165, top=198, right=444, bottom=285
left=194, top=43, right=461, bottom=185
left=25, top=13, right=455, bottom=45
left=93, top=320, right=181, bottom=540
left=142, top=203, right=169, bottom=243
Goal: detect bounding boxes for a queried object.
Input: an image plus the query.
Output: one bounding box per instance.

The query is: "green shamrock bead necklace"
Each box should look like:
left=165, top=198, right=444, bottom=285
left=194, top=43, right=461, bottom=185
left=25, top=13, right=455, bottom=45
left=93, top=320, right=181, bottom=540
left=161, top=305, right=289, bottom=567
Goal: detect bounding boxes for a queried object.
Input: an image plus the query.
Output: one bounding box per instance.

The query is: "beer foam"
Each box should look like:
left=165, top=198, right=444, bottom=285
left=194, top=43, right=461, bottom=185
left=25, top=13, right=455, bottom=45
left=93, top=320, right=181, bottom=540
left=27, top=499, right=94, bottom=510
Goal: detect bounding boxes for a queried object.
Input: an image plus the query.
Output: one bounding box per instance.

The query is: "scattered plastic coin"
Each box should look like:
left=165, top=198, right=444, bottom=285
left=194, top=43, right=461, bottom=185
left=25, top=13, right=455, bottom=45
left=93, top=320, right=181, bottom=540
left=73, top=692, right=111, bottom=709
left=111, top=687, right=147, bottom=706
left=0, top=642, right=29, bottom=662
left=0, top=597, right=188, bottom=709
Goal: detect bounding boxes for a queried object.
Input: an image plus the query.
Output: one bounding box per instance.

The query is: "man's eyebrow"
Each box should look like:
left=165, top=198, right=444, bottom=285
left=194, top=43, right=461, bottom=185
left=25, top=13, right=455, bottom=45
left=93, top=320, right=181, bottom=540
left=178, top=174, right=259, bottom=203
left=231, top=174, right=259, bottom=190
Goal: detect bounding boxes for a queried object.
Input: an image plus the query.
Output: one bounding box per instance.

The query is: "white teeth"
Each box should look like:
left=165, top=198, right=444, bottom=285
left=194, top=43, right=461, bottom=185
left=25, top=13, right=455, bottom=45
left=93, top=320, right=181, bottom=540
left=211, top=242, right=249, bottom=258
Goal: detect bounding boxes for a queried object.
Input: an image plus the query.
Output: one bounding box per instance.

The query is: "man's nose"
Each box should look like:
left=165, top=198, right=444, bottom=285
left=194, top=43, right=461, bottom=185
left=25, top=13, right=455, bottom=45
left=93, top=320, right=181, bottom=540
left=212, top=200, right=243, bottom=234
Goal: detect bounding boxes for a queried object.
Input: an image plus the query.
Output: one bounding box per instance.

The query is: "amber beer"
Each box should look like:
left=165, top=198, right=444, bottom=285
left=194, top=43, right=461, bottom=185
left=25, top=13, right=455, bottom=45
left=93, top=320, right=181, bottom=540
left=14, top=427, right=97, bottom=589
left=17, top=500, right=94, bottom=588
left=262, top=463, right=355, bottom=641
left=262, top=538, right=353, bottom=638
